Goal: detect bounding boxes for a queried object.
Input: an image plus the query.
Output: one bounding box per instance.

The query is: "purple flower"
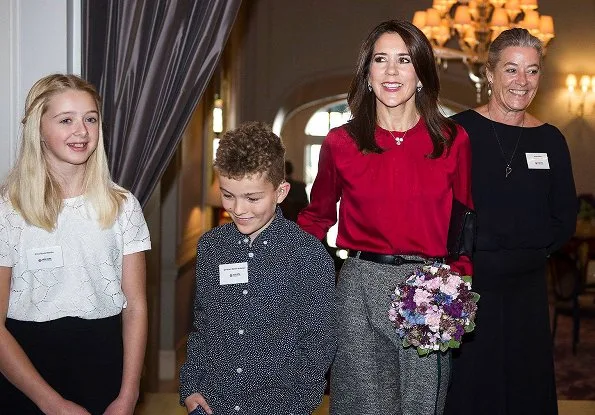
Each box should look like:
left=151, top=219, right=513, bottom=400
left=388, top=263, right=479, bottom=355
left=445, top=300, right=463, bottom=317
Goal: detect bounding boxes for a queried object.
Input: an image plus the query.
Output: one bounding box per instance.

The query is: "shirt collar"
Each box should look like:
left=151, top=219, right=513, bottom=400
left=229, top=206, right=286, bottom=243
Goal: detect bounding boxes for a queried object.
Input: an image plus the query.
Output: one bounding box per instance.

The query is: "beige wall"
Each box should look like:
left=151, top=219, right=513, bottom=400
left=236, top=0, right=595, bottom=195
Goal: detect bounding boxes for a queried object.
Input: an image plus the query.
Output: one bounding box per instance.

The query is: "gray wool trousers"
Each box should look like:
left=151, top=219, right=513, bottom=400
left=329, top=256, right=450, bottom=415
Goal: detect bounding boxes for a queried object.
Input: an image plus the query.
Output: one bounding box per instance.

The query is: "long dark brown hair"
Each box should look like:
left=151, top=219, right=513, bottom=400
left=346, top=20, right=456, bottom=158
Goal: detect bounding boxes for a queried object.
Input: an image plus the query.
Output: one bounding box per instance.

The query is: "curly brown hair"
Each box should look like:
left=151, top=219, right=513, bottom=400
left=214, top=121, right=286, bottom=188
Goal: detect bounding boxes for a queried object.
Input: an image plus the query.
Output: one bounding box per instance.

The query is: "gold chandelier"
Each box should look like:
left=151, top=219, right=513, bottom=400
left=412, top=0, right=555, bottom=102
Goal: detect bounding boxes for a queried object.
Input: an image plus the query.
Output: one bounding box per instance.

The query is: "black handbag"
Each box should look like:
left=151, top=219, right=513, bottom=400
left=447, top=198, right=477, bottom=260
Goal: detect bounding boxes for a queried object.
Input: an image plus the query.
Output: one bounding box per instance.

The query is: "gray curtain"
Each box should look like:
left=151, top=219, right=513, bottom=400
left=82, top=0, right=241, bottom=207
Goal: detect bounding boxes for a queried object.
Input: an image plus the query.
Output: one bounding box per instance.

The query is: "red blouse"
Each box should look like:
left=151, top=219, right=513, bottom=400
left=297, top=118, right=473, bottom=275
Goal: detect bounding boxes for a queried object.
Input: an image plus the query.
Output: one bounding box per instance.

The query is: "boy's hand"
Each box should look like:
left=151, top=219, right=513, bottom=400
left=184, top=393, right=213, bottom=415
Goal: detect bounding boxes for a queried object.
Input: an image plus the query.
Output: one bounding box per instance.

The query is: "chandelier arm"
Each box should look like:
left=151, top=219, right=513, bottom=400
left=463, top=59, right=488, bottom=104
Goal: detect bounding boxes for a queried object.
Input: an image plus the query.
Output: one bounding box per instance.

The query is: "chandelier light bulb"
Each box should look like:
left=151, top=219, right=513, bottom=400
left=520, top=0, right=538, bottom=10
left=454, top=5, right=472, bottom=24
left=490, top=8, right=510, bottom=28
left=539, top=15, right=554, bottom=35
left=504, top=0, right=521, bottom=19
left=426, top=8, right=442, bottom=27
left=566, top=74, right=577, bottom=92
left=490, top=0, right=507, bottom=7
left=580, top=75, right=591, bottom=93
left=412, top=11, right=427, bottom=29
left=520, top=10, right=540, bottom=34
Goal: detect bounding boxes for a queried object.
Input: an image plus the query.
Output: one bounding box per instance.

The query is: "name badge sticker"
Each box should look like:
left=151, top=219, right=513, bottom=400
left=526, top=153, right=550, bottom=169
left=26, top=246, right=64, bottom=270
left=219, top=262, right=249, bottom=285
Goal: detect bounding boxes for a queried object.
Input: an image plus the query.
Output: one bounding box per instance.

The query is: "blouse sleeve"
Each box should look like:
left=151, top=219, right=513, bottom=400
left=0, top=205, right=14, bottom=267
left=297, top=132, right=342, bottom=240
left=547, top=129, right=578, bottom=254
left=448, top=128, right=474, bottom=276
left=121, top=194, right=151, bottom=255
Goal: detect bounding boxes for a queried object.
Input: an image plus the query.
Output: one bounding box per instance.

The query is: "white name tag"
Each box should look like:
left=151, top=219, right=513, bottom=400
left=526, top=153, right=550, bottom=169
left=219, top=262, right=249, bottom=285
left=26, top=246, right=64, bottom=270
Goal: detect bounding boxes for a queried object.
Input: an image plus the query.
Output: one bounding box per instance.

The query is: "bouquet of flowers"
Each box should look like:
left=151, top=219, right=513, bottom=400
left=388, top=262, right=479, bottom=356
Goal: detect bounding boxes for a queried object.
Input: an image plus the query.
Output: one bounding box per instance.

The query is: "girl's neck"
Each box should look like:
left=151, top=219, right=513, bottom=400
left=50, top=167, right=86, bottom=198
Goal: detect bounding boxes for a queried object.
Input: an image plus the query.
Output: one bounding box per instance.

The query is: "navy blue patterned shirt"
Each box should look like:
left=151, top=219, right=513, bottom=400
left=179, top=208, right=337, bottom=414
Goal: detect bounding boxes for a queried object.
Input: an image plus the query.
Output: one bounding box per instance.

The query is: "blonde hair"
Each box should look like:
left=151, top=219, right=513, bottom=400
left=3, top=74, right=126, bottom=231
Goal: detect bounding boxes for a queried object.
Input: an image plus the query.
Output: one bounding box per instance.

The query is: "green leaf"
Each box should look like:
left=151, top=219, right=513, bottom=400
left=465, top=321, right=476, bottom=333
left=472, top=292, right=481, bottom=302
left=462, top=276, right=473, bottom=284
left=417, top=348, right=431, bottom=357
left=403, top=339, right=411, bottom=348
left=448, top=339, right=461, bottom=349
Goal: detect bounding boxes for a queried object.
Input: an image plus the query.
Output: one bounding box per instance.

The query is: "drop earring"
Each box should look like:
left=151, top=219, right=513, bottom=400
left=367, top=82, right=372, bottom=92
left=416, top=83, right=422, bottom=92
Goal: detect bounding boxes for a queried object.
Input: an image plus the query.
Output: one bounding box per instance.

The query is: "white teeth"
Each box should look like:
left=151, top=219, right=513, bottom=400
left=510, top=90, right=527, bottom=96
left=383, top=82, right=402, bottom=88
left=69, top=143, right=86, bottom=148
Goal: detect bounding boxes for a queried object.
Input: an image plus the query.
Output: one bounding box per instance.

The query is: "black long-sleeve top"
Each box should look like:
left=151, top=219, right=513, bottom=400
left=452, top=110, right=577, bottom=254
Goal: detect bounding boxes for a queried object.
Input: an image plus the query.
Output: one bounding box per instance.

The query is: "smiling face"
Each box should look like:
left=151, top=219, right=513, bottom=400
left=40, top=89, right=99, bottom=174
left=368, top=32, right=420, bottom=112
left=219, top=173, right=289, bottom=241
left=487, top=46, right=541, bottom=114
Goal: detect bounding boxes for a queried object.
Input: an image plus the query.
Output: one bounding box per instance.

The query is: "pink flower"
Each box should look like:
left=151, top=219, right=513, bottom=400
left=425, top=309, right=442, bottom=330
left=425, top=276, right=441, bottom=291
left=440, top=279, right=460, bottom=296
left=413, top=288, right=432, bottom=306
left=388, top=307, right=398, bottom=321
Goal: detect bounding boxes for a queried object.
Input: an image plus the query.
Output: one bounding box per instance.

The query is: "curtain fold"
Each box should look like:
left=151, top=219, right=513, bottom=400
left=82, top=0, right=241, bottom=207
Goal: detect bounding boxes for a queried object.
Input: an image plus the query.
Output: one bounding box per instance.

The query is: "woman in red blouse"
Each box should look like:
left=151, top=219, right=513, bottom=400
left=297, top=20, right=472, bottom=415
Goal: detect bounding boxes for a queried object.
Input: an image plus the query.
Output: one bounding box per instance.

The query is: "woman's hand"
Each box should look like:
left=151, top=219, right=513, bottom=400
left=102, top=394, right=137, bottom=415
left=46, top=398, right=91, bottom=415
left=185, top=392, right=213, bottom=414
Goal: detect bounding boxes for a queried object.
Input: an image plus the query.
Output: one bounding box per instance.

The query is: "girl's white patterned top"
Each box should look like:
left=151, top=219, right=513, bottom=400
left=0, top=192, right=151, bottom=322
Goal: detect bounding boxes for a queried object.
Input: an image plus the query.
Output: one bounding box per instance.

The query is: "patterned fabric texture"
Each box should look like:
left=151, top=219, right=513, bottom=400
left=179, top=208, right=337, bottom=415
left=0, top=192, right=150, bottom=321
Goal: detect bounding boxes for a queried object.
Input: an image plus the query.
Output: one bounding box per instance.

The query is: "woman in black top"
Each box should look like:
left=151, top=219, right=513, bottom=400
left=445, top=28, right=577, bottom=415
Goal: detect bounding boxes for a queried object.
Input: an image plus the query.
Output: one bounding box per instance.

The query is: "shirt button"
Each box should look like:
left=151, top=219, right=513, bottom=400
left=242, top=289, right=248, bottom=295
left=243, top=238, right=249, bottom=243
left=234, top=406, right=241, bottom=412
left=263, top=240, right=268, bottom=245
left=238, top=329, right=244, bottom=335
left=248, top=252, right=254, bottom=258
left=236, top=367, right=243, bottom=373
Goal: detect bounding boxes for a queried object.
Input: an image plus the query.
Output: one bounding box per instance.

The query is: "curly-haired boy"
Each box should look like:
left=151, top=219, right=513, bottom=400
left=179, top=122, right=337, bottom=415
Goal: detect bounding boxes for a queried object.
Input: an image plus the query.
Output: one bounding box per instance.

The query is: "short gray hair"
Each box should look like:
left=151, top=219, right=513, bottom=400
left=486, top=28, right=543, bottom=72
